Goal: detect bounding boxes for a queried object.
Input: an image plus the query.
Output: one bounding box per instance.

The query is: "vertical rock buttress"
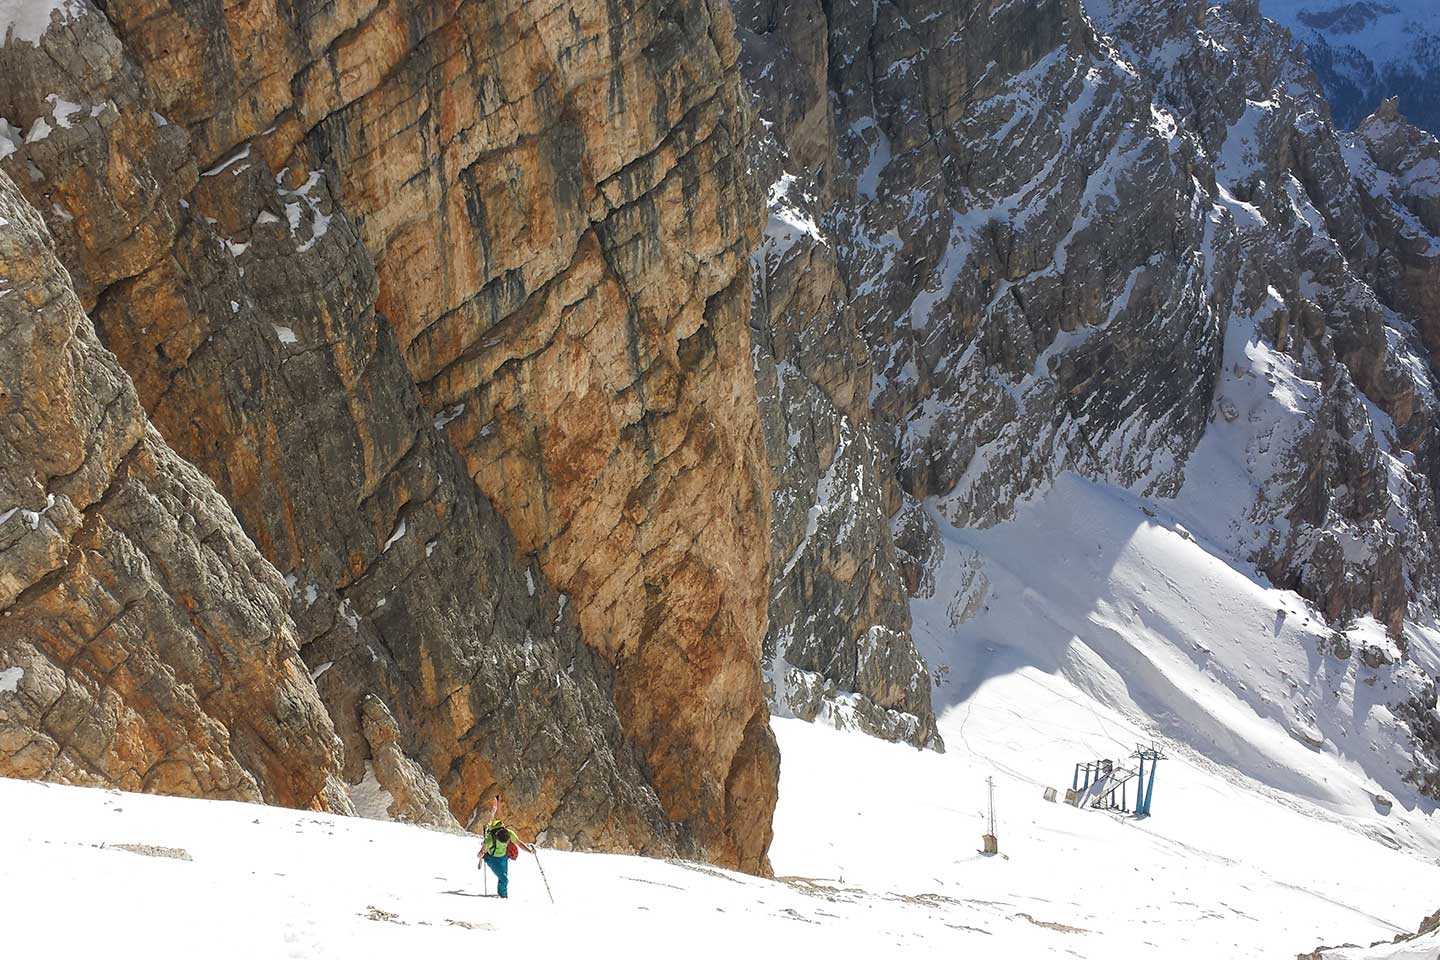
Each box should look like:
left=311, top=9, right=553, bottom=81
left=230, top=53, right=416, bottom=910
left=296, top=0, right=782, bottom=871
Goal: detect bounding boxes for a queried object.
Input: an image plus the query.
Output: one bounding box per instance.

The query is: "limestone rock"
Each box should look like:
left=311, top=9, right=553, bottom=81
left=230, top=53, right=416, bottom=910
left=357, top=696, right=461, bottom=832
left=284, top=0, right=780, bottom=870
left=738, top=3, right=940, bottom=752
left=0, top=0, right=777, bottom=871
left=737, top=0, right=1440, bottom=800
left=0, top=169, right=346, bottom=809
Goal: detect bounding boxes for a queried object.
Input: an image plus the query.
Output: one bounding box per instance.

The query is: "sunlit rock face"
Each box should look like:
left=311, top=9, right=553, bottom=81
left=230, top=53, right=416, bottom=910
left=0, top=168, right=347, bottom=811
left=0, top=0, right=776, bottom=873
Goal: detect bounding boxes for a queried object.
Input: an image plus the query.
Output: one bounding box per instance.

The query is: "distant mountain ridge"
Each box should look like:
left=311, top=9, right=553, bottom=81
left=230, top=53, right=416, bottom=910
left=1260, top=0, right=1440, bottom=132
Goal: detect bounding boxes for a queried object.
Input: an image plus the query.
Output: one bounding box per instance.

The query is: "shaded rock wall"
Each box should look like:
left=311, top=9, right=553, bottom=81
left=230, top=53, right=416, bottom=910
left=736, top=4, right=940, bottom=751
left=733, top=0, right=1226, bottom=745
left=0, top=169, right=346, bottom=809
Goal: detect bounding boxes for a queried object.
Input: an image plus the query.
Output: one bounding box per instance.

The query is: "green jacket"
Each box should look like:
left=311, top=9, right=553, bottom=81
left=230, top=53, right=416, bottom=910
left=483, top=819, right=517, bottom=858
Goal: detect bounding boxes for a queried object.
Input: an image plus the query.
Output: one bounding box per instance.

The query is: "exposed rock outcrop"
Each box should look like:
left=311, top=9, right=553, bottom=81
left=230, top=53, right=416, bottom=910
left=1301, top=903, right=1440, bottom=958
left=355, top=695, right=460, bottom=831
left=735, top=2, right=940, bottom=751
left=0, top=169, right=346, bottom=809
left=1092, top=0, right=1440, bottom=795
left=288, top=0, right=779, bottom=870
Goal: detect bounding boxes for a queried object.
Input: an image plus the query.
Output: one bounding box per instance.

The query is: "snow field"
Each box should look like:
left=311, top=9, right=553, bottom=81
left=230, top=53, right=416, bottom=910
left=0, top=762, right=1046, bottom=960
left=774, top=694, right=1439, bottom=958
left=5, top=694, right=1437, bottom=959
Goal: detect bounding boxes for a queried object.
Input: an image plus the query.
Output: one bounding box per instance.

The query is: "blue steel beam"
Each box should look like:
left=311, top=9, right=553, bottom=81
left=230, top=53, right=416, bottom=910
left=1141, top=756, right=1159, bottom=815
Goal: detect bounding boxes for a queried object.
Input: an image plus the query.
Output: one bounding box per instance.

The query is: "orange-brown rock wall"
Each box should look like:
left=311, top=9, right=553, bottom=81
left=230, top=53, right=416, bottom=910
left=292, top=0, right=779, bottom=871
left=2, top=0, right=778, bottom=872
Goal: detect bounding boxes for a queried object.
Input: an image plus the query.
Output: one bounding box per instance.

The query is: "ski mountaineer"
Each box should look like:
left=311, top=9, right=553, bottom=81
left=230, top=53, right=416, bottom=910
left=477, top=794, right=534, bottom=899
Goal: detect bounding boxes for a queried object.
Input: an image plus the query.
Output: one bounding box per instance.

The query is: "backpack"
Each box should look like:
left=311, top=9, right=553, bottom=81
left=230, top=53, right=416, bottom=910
left=487, top=822, right=521, bottom=860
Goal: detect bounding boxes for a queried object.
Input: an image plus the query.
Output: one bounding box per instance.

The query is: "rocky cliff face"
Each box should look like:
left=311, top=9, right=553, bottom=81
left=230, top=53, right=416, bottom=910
left=731, top=0, right=1229, bottom=747
left=1101, top=0, right=1440, bottom=798
left=734, top=0, right=1440, bottom=797
left=0, top=0, right=775, bottom=872
left=0, top=169, right=346, bottom=809
left=741, top=28, right=941, bottom=749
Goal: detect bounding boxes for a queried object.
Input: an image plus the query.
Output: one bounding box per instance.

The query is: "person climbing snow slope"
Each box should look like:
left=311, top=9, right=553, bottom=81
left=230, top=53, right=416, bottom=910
left=477, top=794, right=533, bottom=899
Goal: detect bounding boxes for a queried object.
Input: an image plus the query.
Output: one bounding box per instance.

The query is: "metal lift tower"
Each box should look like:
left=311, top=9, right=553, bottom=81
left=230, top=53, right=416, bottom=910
left=1066, top=743, right=1166, bottom=815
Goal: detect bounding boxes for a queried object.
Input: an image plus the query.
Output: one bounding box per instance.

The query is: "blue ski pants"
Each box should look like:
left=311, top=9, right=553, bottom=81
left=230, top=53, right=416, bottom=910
left=484, top=853, right=509, bottom=898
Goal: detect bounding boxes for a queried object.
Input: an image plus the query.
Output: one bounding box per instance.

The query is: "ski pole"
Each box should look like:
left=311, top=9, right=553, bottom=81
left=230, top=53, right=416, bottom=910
left=530, top=845, right=555, bottom=904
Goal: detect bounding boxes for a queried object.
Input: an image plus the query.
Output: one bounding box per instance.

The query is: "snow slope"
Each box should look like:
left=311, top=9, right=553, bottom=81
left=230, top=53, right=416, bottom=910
left=774, top=700, right=1440, bottom=957
left=3, top=767, right=976, bottom=960
left=1325, top=931, right=1440, bottom=960
left=915, top=473, right=1440, bottom=854
left=9, top=456, right=1440, bottom=956
left=6, top=697, right=1439, bottom=958
left=900, top=240, right=1440, bottom=853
